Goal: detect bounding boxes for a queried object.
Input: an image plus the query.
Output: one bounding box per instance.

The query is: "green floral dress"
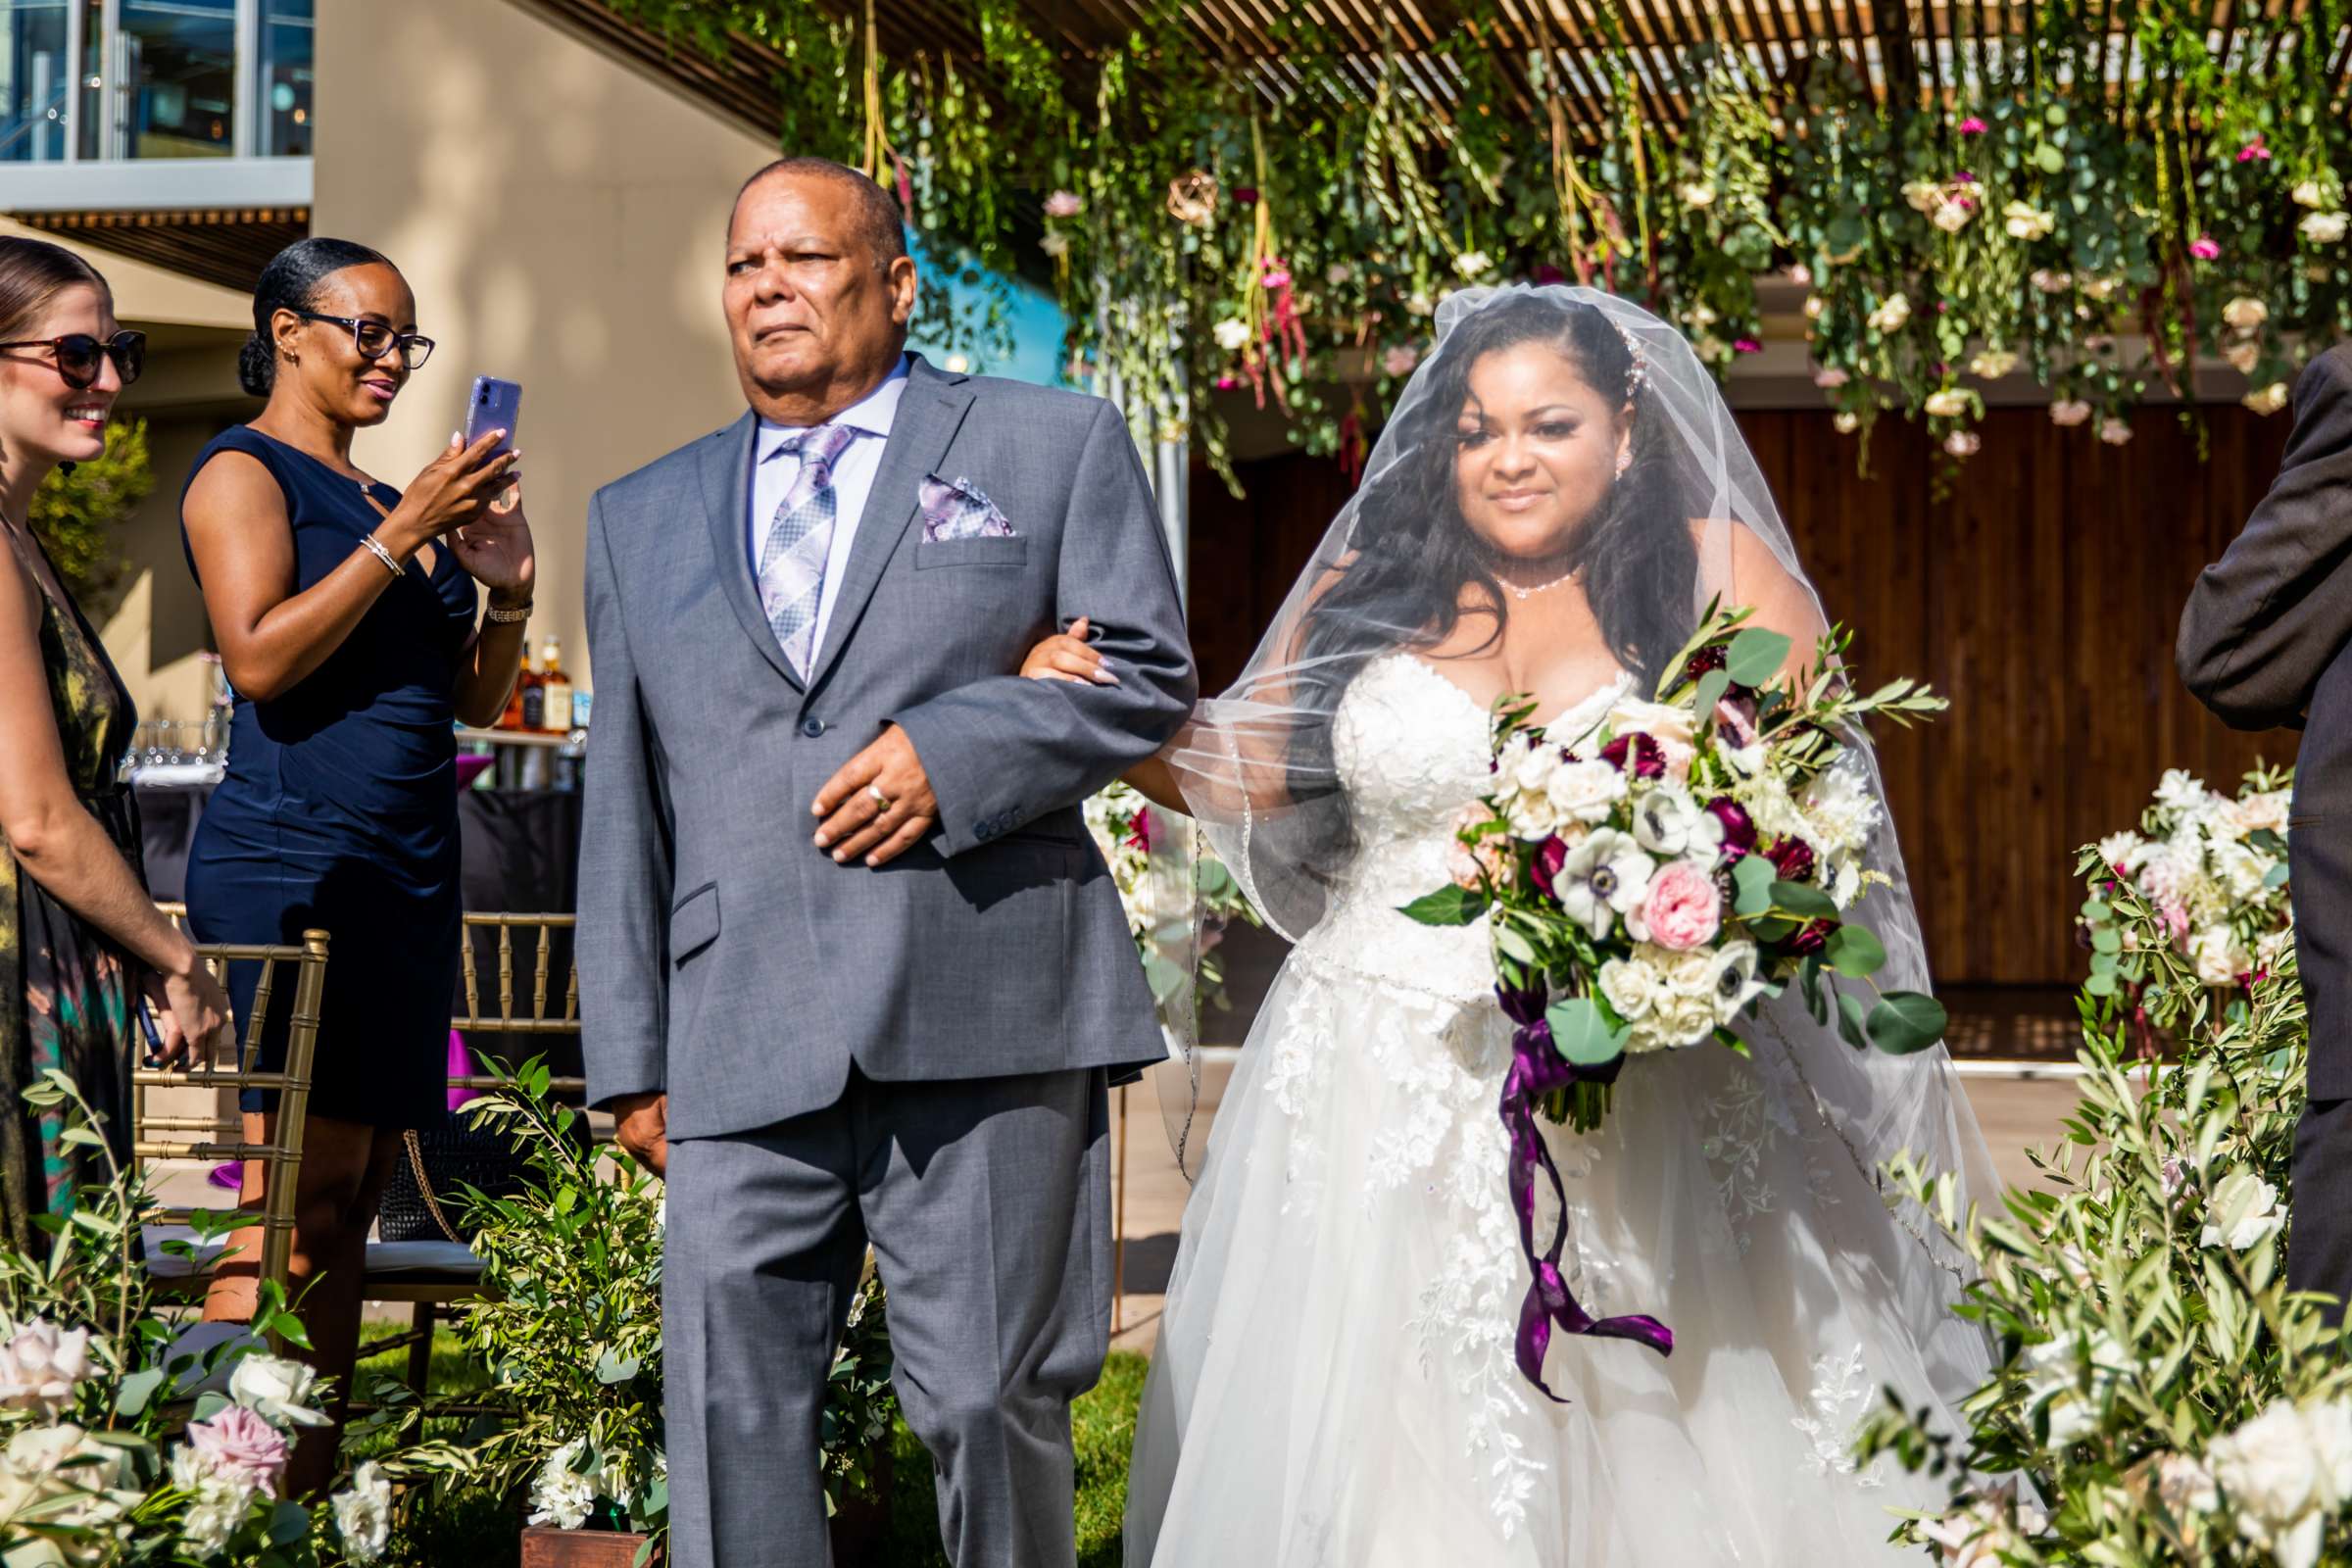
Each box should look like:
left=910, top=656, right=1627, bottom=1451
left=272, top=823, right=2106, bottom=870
left=0, top=530, right=141, bottom=1256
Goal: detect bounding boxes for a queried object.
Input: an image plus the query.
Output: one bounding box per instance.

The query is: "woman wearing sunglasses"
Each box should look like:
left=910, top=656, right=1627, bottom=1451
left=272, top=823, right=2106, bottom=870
left=0, top=237, right=232, bottom=1252
left=179, top=236, right=529, bottom=1490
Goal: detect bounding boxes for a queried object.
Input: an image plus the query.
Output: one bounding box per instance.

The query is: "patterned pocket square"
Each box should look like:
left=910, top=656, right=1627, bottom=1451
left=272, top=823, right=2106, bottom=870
left=918, top=473, right=1018, bottom=543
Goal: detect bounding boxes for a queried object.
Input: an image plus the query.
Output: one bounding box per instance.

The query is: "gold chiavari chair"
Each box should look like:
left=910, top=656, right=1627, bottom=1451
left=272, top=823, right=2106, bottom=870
left=362, top=911, right=588, bottom=1395
left=134, top=910, right=328, bottom=1310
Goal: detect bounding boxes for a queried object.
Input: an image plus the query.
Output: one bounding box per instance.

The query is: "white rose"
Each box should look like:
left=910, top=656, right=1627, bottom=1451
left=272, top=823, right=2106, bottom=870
left=1867, top=294, right=1912, bottom=332
left=1900, top=179, right=1942, bottom=214
left=1504, top=734, right=1561, bottom=797
left=1546, top=758, right=1630, bottom=825
left=2096, top=830, right=2143, bottom=866
left=1453, top=250, right=1492, bottom=280
left=2082, top=275, right=2121, bottom=301
left=228, top=1352, right=330, bottom=1429
left=1597, top=956, right=1661, bottom=1022
left=2188, top=925, right=2252, bottom=988
left=1833, top=411, right=1860, bottom=434
left=2300, top=210, right=2349, bottom=244
left=1405, top=291, right=1435, bottom=318
left=0, top=1318, right=96, bottom=1418
left=332, top=1462, right=395, bottom=1564
left=2024, top=1329, right=2132, bottom=1445
left=1969, top=349, right=2019, bottom=379
left=1931, top=200, right=1973, bottom=233
left=1678, top=180, right=1718, bottom=208
left=1802, top=294, right=1825, bottom=320
left=2098, top=416, right=2133, bottom=446
left=1210, top=318, right=1250, bottom=353
left=1924, top=387, right=1968, bottom=417
left=1687, top=302, right=1719, bottom=329
left=2239, top=789, right=2292, bottom=835
left=2201, top=1167, right=2283, bottom=1250
left=2049, top=398, right=2092, bottom=426
left=2208, top=1397, right=2352, bottom=1568
left=2032, top=267, right=2074, bottom=294
left=2292, top=178, right=2329, bottom=209
left=2225, top=340, right=2262, bottom=374
left=1943, top=429, right=1982, bottom=458
left=2224, top=295, right=2270, bottom=331
left=2244, top=380, right=2291, bottom=416
left=0, top=1424, right=134, bottom=1562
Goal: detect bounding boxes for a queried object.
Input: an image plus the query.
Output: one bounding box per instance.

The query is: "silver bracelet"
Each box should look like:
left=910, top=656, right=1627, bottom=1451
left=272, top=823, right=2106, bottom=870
left=483, top=601, right=532, bottom=624
left=357, top=533, right=404, bottom=579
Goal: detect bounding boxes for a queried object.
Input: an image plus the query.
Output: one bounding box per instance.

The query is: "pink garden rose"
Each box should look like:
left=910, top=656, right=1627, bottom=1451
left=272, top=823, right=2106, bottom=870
left=1637, top=860, right=1722, bottom=952
left=185, top=1405, right=290, bottom=1497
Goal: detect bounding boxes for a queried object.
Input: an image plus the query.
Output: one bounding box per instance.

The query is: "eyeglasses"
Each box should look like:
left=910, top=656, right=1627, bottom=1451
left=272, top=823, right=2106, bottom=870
left=290, top=311, right=435, bottom=370
left=0, top=330, right=146, bottom=390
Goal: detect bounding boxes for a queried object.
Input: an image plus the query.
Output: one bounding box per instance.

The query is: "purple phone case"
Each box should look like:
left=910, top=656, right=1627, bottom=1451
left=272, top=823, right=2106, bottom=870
left=465, top=375, right=521, bottom=459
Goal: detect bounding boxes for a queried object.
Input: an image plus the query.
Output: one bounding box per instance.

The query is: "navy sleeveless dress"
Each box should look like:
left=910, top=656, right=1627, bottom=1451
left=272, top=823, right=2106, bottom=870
left=181, top=426, right=474, bottom=1130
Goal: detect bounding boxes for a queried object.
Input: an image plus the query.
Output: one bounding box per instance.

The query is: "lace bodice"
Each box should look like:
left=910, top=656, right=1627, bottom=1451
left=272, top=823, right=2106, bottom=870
left=1296, top=653, right=1629, bottom=1002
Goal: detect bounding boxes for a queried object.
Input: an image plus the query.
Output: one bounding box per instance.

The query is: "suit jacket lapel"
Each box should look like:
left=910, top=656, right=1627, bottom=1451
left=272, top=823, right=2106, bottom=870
left=699, top=410, right=803, bottom=690
left=805, top=357, right=975, bottom=696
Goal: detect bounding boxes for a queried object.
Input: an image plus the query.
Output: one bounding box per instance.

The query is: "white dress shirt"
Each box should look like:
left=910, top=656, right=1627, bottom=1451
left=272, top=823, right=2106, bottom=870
left=748, top=353, right=911, bottom=666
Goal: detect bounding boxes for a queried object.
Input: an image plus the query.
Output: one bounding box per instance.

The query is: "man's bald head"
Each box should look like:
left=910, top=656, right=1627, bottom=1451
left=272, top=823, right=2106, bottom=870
left=732, top=158, right=906, bottom=270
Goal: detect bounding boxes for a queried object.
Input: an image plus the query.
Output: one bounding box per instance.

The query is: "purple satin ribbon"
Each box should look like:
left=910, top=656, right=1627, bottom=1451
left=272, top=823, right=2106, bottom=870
left=1497, top=986, right=1673, bottom=1400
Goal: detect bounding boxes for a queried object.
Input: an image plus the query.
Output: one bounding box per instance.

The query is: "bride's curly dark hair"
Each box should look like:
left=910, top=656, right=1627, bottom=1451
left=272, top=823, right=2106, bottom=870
left=1284, top=294, right=1699, bottom=859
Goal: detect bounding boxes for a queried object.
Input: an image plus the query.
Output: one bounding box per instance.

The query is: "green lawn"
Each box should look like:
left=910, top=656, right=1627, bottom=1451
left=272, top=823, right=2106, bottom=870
left=349, top=1328, right=1146, bottom=1565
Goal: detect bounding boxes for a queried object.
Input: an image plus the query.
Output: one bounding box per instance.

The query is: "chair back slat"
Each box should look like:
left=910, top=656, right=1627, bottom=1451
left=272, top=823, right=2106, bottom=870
left=131, top=925, right=329, bottom=1299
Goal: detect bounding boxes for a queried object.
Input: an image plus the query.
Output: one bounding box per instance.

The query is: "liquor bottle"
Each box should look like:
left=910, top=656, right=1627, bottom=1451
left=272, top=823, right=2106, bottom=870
left=538, top=637, right=573, bottom=734
left=519, top=650, right=546, bottom=732
left=502, top=644, right=535, bottom=731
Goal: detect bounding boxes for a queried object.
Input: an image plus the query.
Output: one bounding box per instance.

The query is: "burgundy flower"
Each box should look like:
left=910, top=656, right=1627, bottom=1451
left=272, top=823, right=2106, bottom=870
left=1600, top=731, right=1665, bottom=780
left=1234, top=186, right=1259, bottom=206
left=1763, top=835, right=1815, bottom=883
left=1533, top=263, right=1568, bottom=284
left=1685, top=645, right=1728, bottom=680
left=1706, top=799, right=1756, bottom=860
left=1785, top=918, right=1838, bottom=957
left=1529, top=834, right=1571, bottom=902
left=1125, top=808, right=1153, bottom=855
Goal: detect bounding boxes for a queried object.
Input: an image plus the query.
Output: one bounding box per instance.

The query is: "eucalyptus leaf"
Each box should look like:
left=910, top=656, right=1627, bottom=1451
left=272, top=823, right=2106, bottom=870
left=1726, top=627, right=1793, bottom=688
left=1823, top=925, right=1886, bottom=978
left=1865, top=991, right=1948, bottom=1054
left=1771, top=880, right=1839, bottom=919
left=1544, top=998, right=1628, bottom=1068
left=1732, top=855, right=1776, bottom=916
left=1694, top=667, right=1732, bottom=720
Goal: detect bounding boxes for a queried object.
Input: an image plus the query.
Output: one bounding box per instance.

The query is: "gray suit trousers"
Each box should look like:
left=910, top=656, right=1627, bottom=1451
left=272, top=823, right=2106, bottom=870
left=663, top=1066, right=1111, bottom=1568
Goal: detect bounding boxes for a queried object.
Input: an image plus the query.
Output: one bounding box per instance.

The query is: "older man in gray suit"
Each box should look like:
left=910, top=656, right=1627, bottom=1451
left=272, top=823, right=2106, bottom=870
left=577, top=157, right=1196, bottom=1567
left=2180, top=341, right=2352, bottom=1324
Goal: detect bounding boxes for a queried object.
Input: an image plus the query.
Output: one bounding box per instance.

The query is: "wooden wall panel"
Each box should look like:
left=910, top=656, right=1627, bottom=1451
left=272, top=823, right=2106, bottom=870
left=1184, top=403, right=2299, bottom=985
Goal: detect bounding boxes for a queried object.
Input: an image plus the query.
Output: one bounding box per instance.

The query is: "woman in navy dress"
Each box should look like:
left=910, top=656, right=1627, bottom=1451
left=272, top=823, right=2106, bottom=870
left=180, top=238, right=529, bottom=1492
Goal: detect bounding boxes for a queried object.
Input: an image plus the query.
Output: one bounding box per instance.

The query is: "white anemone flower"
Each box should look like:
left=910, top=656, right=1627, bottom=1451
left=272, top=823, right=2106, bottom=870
left=1555, top=829, right=1654, bottom=941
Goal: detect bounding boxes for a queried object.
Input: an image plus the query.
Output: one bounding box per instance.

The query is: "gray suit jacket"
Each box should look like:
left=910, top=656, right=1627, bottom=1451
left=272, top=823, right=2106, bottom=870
left=578, top=355, right=1197, bottom=1139
left=2179, top=342, right=2352, bottom=1094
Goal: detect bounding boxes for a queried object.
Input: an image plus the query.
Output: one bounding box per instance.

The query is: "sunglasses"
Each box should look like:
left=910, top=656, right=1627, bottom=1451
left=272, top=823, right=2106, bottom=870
left=291, top=311, right=435, bottom=370
left=0, top=330, right=146, bottom=390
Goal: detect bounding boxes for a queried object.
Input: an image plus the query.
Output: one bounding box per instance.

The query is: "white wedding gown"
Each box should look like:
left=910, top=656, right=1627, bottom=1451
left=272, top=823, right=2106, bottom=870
left=1126, top=652, right=1992, bottom=1566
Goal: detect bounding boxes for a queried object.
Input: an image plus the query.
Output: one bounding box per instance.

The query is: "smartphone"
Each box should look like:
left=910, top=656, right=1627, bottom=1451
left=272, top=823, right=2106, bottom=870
left=464, top=375, right=522, bottom=462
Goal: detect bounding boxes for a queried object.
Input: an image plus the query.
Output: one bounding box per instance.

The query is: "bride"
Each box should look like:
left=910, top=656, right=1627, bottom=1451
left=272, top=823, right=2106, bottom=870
left=1026, top=286, right=1999, bottom=1564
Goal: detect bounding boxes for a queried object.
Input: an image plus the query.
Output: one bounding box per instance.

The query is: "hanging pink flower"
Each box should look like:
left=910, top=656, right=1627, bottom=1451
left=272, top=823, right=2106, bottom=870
left=1958, top=117, right=1987, bottom=134
left=1952, top=170, right=1978, bottom=184
left=1043, top=189, right=1083, bottom=219
left=1733, top=338, right=1763, bottom=354
left=2238, top=137, right=2272, bottom=163
left=2189, top=234, right=2222, bottom=261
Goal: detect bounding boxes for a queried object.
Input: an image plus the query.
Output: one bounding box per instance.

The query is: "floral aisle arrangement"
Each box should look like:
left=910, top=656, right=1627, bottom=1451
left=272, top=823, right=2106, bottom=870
left=1084, top=780, right=1259, bottom=1018
left=597, top=0, right=2352, bottom=479
left=2083, top=764, right=2297, bottom=1003
left=388, top=1058, right=895, bottom=1558
left=1402, top=608, right=1945, bottom=1395
left=1859, top=867, right=2352, bottom=1568
left=0, top=1070, right=386, bottom=1568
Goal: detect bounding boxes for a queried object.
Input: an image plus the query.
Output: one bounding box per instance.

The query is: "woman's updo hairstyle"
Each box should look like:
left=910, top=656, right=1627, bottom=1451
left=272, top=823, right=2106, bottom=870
left=239, top=237, right=394, bottom=398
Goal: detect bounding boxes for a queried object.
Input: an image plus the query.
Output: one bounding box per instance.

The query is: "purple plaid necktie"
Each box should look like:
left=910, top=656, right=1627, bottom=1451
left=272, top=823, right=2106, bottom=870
left=757, top=423, right=858, bottom=675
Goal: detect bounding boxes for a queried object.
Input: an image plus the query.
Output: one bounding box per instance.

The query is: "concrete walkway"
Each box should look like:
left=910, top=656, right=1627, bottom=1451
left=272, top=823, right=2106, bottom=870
left=1107, top=1055, right=2087, bottom=1354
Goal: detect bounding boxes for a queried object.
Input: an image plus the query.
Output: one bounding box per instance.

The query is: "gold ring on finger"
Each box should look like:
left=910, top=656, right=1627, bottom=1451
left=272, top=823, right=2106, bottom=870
left=866, top=783, right=891, bottom=810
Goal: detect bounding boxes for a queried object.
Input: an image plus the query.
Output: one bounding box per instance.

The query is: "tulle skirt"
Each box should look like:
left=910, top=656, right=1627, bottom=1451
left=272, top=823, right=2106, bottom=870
left=1126, top=946, right=1992, bottom=1566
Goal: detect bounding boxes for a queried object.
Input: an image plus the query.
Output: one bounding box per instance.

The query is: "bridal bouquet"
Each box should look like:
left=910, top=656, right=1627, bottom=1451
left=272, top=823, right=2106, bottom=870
left=1402, top=607, right=1949, bottom=1396
left=2082, top=763, right=2295, bottom=997
left=1405, top=605, right=1950, bottom=1130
